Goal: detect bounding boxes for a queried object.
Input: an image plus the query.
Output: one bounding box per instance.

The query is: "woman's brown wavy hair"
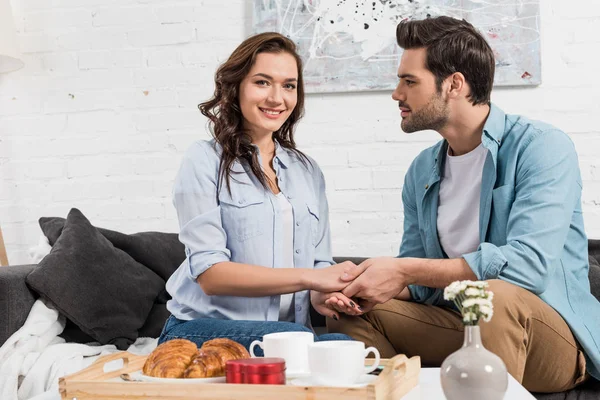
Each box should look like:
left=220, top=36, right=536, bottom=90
left=199, top=32, right=308, bottom=194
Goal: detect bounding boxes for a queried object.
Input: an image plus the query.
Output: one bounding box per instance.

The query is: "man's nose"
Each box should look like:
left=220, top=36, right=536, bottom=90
left=392, top=84, right=405, bottom=102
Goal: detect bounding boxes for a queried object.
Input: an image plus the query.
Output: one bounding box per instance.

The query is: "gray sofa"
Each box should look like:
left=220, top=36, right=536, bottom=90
left=2, top=245, right=600, bottom=399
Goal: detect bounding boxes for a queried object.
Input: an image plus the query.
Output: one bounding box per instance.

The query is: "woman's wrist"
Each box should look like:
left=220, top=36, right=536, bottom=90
left=300, top=269, right=316, bottom=291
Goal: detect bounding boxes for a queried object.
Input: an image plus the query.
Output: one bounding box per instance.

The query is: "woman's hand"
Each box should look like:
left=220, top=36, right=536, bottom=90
left=304, top=261, right=361, bottom=293
left=310, top=291, right=363, bottom=320
left=324, top=293, right=363, bottom=316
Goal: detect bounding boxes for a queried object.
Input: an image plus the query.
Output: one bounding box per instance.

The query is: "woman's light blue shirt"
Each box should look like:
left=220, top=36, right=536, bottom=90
left=165, top=139, right=333, bottom=328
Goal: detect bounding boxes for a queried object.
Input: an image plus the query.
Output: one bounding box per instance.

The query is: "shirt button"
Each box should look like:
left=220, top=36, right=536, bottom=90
left=425, top=184, right=429, bottom=189
left=295, top=249, right=300, bottom=254
left=295, top=305, right=302, bottom=312
left=238, top=200, right=243, bottom=204
left=296, top=221, right=300, bottom=226
left=287, top=195, right=292, bottom=199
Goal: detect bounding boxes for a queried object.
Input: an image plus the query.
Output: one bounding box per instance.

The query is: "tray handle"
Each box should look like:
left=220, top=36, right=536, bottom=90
left=383, top=354, right=420, bottom=380
left=60, top=351, right=147, bottom=383
left=373, top=354, right=421, bottom=400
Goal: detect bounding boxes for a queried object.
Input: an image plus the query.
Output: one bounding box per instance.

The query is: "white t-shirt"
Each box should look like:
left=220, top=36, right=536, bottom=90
left=437, top=143, right=488, bottom=259
left=276, top=193, right=295, bottom=322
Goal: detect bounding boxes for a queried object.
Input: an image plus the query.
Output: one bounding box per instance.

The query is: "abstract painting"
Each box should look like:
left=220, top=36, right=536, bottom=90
left=252, top=0, right=541, bottom=93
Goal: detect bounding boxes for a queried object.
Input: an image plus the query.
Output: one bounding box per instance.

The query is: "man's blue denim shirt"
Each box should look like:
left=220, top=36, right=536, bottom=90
left=401, top=103, right=600, bottom=379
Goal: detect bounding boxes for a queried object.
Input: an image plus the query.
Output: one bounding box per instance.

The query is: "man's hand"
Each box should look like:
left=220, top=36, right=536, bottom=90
left=305, top=261, right=359, bottom=293
left=340, top=257, right=412, bottom=307
left=310, top=291, right=362, bottom=320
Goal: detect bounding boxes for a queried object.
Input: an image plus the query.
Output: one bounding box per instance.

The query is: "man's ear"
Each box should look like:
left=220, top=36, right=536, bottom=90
left=447, top=72, right=466, bottom=99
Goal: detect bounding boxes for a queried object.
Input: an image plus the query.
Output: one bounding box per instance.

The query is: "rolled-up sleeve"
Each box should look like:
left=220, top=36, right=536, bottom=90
left=173, top=143, right=231, bottom=279
left=463, top=130, right=581, bottom=295
left=400, top=169, right=443, bottom=304
left=313, top=165, right=334, bottom=269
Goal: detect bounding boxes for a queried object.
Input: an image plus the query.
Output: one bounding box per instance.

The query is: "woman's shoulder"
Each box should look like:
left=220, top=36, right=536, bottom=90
left=183, top=139, right=222, bottom=165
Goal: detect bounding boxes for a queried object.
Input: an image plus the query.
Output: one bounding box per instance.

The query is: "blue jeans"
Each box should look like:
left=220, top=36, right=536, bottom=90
left=158, top=315, right=353, bottom=356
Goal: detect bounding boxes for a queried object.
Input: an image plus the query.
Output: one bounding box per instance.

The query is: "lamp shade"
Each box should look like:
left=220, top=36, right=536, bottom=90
left=0, top=0, right=24, bottom=73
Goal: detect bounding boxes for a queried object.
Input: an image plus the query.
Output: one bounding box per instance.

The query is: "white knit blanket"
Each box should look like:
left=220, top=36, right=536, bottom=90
left=0, top=298, right=157, bottom=400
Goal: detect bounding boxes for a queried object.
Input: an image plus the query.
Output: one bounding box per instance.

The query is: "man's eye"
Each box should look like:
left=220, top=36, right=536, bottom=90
left=406, top=80, right=415, bottom=86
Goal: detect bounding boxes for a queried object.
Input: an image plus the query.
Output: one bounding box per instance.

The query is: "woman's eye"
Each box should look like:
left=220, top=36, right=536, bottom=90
left=284, top=83, right=297, bottom=90
left=255, top=80, right=269, bottom=86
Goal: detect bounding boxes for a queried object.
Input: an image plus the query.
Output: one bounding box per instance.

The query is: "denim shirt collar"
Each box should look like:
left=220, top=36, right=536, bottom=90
left=482, top=103, right=506, bottom=145
left=433, top=102, right=505, bottom=176
left=273, top=140, right=295, bottom=168
left=231, top=139, right=295, bottom=173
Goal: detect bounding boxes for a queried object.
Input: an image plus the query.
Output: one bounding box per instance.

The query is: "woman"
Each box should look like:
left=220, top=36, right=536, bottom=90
left=159, top=32, right=361, bottom=350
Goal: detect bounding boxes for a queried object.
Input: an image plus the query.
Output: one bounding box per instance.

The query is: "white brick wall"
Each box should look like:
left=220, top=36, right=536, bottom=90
left=1, top=0, right=599, bottom=264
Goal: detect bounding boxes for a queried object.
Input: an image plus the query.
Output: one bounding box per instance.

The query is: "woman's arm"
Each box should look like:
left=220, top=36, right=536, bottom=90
left=198, top=261, right=354, bottom=296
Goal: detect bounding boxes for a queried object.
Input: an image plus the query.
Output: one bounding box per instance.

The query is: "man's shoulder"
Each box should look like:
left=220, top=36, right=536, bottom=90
left=504, top=113, right=568, bottom=144
left=500, top=113, right=577, bottom=164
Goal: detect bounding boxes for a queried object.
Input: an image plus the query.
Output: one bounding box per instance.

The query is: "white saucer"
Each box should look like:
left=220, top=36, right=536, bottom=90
left=289, top=374, right=377, bottom=388
left=285, top=369, right=311, bottom=379
left=130, top=371, right=226, bottom=384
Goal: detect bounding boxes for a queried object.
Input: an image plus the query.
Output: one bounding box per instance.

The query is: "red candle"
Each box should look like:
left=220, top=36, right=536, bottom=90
left=226, top=357, right=286, bottom=385
left=225, top=359, right=245, bottom=384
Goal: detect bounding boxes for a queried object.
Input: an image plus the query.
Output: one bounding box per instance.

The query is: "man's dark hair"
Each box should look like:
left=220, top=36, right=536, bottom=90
left=396, top=16, right=495, bottom=105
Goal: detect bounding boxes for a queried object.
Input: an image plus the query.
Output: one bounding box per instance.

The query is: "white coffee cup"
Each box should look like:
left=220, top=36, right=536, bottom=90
left=307, top=341, right=380, bottom=386
left=250, top=331, right=314, bottom=374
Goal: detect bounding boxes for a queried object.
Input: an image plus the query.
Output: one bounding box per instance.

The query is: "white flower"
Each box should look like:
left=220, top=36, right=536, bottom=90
left=444, top=280, right=495, bottom=325
left=464, top=287, right=482, bottom=297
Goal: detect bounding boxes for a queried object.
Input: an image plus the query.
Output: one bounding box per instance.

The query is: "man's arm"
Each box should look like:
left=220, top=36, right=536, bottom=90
left=342, top=256, right=475, bottom=306
left=395, top=165, right=441, bottom=303
left=404, top=257, right=477, bottom=289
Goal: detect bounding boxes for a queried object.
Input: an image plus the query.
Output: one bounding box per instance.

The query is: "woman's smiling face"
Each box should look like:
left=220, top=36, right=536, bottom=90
left=238, top=51, right=299, bottom=137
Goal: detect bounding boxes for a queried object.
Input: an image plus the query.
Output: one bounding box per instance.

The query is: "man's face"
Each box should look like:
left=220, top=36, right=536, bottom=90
left=392, top=48, right=449, bottom=133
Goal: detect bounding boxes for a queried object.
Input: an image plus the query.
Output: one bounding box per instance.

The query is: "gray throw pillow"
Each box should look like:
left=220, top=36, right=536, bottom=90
left=26, top=208, right=165, bottom=349
left=38, top=217, right=184, bottom=282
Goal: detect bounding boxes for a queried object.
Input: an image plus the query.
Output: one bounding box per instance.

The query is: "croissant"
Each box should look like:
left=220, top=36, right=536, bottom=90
left=142, top=339, right=198, bottom=378
left=201, top=338, right=251, bottom=364
left=142, top=338, right=250, bottom=379
left=183, top=348, right=226, bottom=378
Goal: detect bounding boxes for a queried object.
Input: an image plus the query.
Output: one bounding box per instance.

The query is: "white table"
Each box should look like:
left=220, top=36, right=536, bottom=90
left=402, top=368, right=536, bottom=399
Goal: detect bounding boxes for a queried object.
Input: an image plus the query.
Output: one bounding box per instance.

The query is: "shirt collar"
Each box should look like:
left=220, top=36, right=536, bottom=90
left=482, top=102, right=506, bottom=145
left=243, top=140, right=294, bottom=170
left=273, top=140, right=294, bottom=168
left=433, top=102, right=504, bottom=174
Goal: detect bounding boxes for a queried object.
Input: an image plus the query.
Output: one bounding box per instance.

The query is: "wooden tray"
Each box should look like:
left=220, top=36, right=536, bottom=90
left=59, top=351, right=421, bottom=400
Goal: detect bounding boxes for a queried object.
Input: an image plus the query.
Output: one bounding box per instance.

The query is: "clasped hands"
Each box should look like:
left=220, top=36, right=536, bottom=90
left=310, top=257, right=412, bottom=321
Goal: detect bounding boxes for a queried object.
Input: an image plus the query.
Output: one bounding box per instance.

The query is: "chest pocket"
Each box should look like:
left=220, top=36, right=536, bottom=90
left=490, top=184, right=515, bottom=242
left=218, top=187, right=266, bottom=242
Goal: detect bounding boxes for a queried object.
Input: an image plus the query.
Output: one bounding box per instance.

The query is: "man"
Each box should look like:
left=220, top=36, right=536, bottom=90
left=327, top=16, right=599, bottom=393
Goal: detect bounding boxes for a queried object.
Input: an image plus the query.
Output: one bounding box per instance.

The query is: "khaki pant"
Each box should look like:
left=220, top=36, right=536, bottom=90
left=327, top=279, right=588, bottom=393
